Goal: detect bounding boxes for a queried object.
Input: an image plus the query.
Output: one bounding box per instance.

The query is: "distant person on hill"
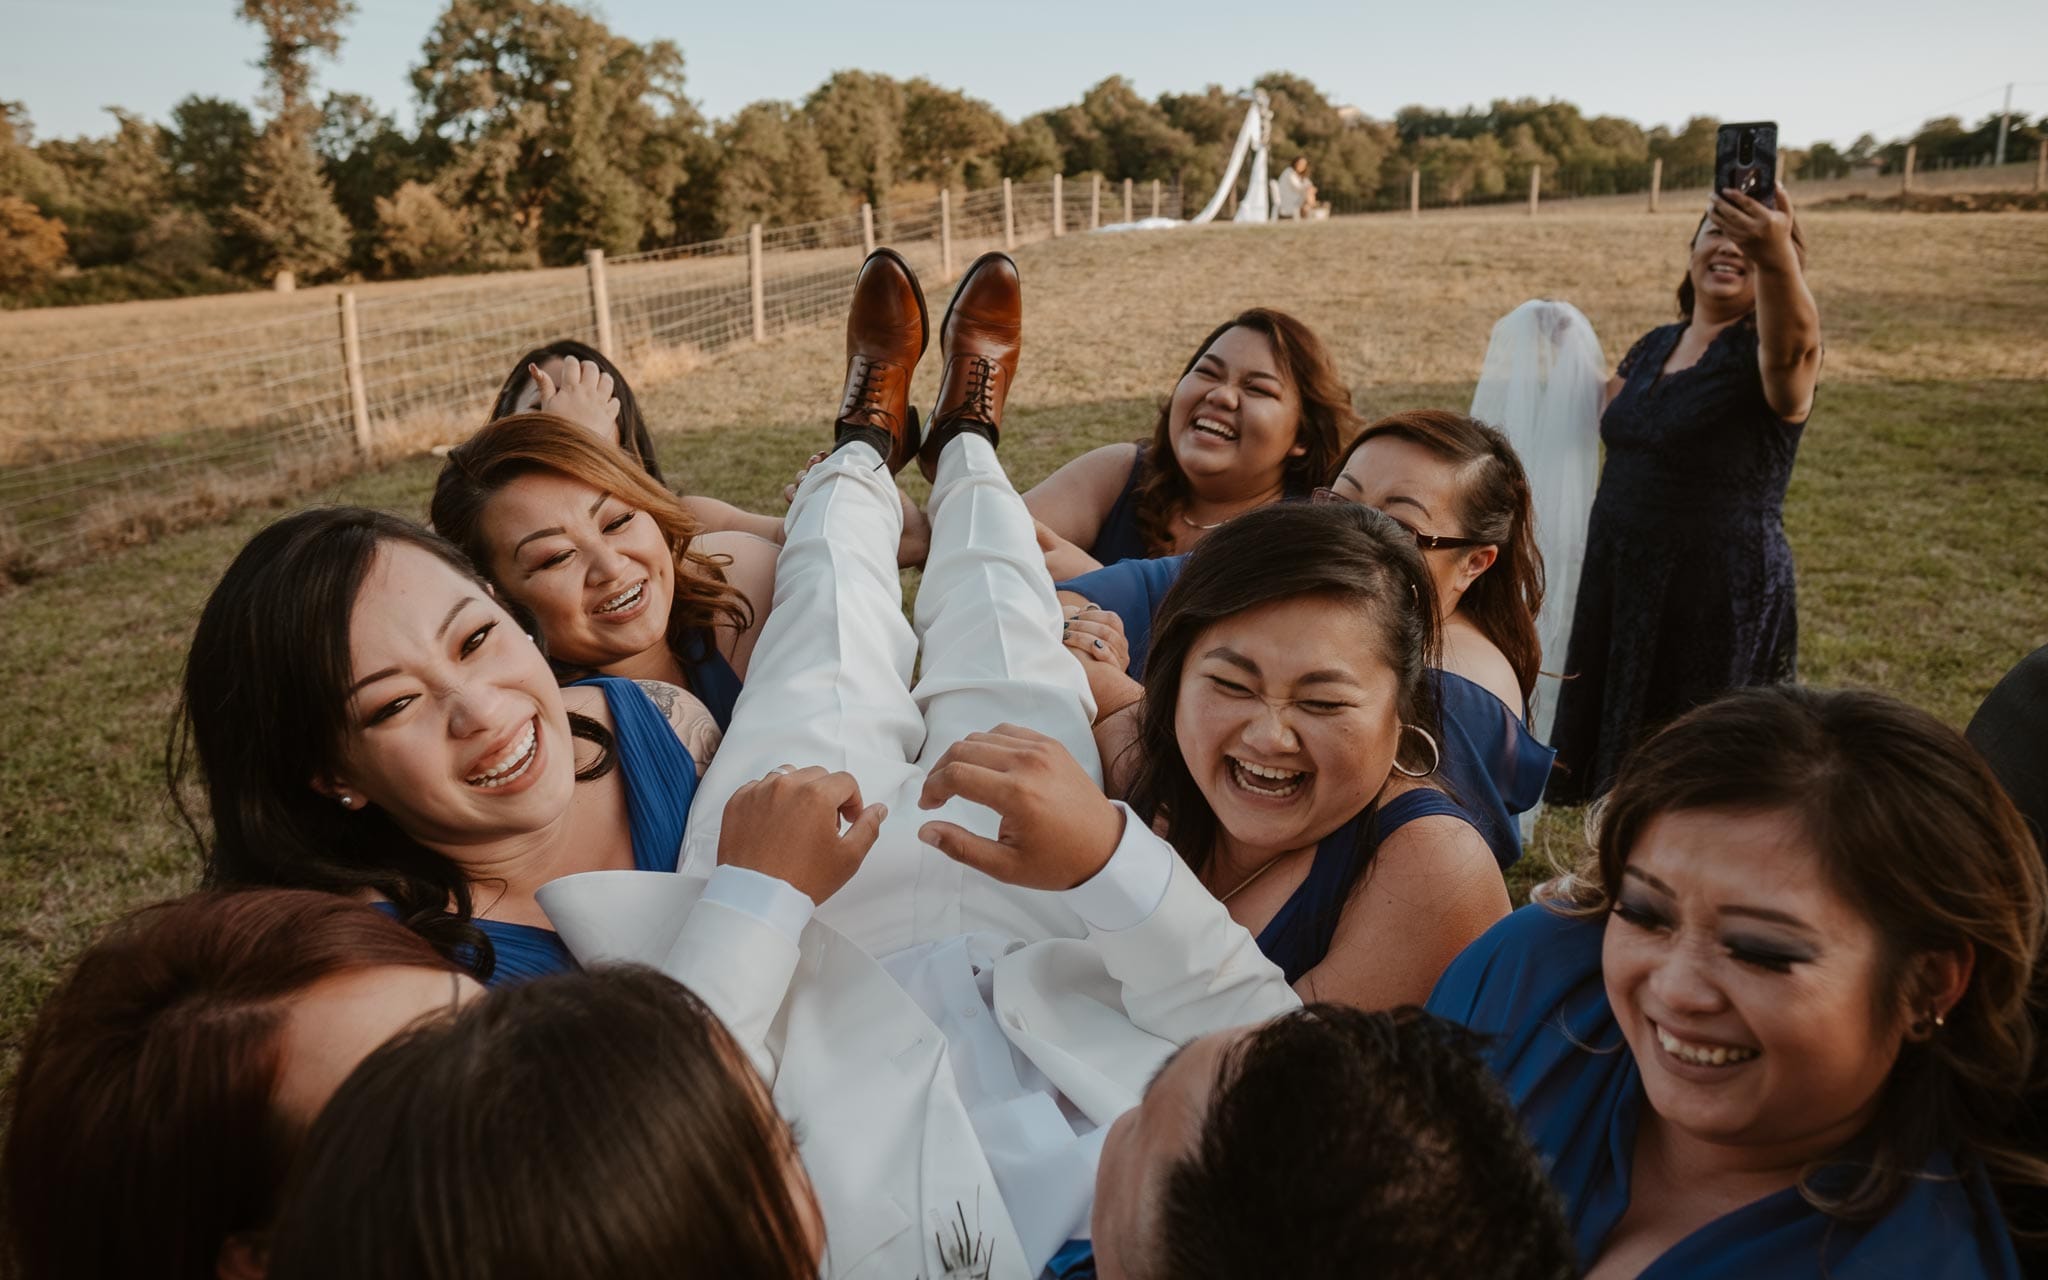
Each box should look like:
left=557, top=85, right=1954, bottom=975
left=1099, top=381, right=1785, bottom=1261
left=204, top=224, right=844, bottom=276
left=1469, top=298, right=1607, bottom=747
left=490, top=339, right=930, bottom=565
left=1026, top=308, right=1351, bottom=575
left=1546, top=184, right=1821, bottom=804
left=1276, top=155, right=1318, bottom=219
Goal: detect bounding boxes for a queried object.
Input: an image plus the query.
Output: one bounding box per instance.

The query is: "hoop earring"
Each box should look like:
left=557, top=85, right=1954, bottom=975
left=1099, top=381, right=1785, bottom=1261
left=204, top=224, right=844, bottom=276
left=1391, top=724, right=1440, bottom=779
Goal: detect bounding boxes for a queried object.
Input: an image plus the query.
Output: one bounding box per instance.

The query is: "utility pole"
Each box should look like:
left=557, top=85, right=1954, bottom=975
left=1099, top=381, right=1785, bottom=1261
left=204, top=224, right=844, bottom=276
left=1995, top=82, right=2013, bottom=168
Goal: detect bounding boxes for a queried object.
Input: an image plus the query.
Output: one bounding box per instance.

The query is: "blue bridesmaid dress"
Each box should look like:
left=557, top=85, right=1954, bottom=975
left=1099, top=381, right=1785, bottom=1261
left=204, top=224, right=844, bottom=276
left=1426, top=905, right=2023, bottom=1279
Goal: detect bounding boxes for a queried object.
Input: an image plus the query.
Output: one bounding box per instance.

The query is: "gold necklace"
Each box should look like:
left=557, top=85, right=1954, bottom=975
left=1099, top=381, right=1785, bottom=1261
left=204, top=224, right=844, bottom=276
left=1218, top=852, right=1290, bottom=903
left=1179, top=509, right=1230, bottom=531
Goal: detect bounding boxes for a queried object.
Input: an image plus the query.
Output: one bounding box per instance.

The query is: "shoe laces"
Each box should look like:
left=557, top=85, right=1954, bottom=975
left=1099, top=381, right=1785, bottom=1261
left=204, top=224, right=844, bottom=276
left=839, top=356, right=894, bottom=430
left=956, top=355, right=999, bottom=427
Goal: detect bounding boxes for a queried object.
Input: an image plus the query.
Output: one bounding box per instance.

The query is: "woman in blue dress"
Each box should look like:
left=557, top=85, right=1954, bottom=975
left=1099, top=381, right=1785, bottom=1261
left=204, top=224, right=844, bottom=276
left=1548, top=184, right=1822, bottom=803
left=1088, top=501, right=1509, bottom=1006
left=175, top=507, right=715, bottom=985
left=1429, top=685, right=2042, bottom=1278
left=1061, top=410, right=1555, bottom=870
left=1024, top=308, right=1346, bottom=574
left=431, top=414, right=771, bottom=730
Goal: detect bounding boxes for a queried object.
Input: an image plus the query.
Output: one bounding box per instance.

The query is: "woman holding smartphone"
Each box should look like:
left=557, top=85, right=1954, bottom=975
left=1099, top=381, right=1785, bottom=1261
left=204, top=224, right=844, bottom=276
left=1546, top=180, right=1821, bottom=804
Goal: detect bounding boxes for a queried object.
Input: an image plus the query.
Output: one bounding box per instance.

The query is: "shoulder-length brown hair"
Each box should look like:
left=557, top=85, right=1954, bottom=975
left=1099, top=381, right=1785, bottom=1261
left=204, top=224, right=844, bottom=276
left=266, top=966, right=821, bottom=1280
left=1542, top=685, right=2046, bottom=1223
left=1128, top=503, right=1442, bottom=918
left=431, top=413, right=752, bottom=665
left=1132, top=308, right=1355, bottom=556
left=1335, top=410, right=1545, bottom=703
left=2, top=890, right=455, bottom=1280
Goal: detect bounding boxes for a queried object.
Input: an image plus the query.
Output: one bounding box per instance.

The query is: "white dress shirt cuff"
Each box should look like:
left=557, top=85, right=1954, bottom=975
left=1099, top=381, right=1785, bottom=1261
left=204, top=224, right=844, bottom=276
left=1058, top=802, right=1173, bottom=932
left=700, top=865, right=817, bottom=946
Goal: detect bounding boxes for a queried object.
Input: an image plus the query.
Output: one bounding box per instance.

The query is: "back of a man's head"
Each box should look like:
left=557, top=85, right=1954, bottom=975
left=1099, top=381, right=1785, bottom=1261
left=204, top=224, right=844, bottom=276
left=1146, top=1005, right=1574, bottom=1280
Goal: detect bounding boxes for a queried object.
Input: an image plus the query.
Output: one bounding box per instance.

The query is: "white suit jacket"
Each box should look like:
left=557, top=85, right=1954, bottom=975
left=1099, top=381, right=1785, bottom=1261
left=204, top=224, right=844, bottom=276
left=537, top=840, right=1299, bottom=1280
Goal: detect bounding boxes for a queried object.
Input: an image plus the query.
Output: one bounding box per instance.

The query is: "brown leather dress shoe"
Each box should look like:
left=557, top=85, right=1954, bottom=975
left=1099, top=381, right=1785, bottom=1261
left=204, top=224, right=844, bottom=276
left=835, top=247, right=927, bottom=473
left=920, top=251, right=1020, bottom=481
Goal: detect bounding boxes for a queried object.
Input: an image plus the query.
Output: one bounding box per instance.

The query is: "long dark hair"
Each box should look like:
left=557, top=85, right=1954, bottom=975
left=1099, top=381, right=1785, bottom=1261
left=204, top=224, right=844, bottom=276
left=1545, top=685, right=2047, bottom=1223
left=1336, top=410, right=1544, bottom=702
left=1676, top=209, right=1809, bottom=322
left=3, top=890, right=455, bottom=1280
left=1127, top=503, right=1441, bottom=908
left=169, top=506, right=615, bottom=979
left=267, top=966, right=821, bottom=1280
left=1132, top=308, right=1355, bottom=556
left=489, top=339, right=666, bottom=484
left=431, top=414, right=752, bottom=679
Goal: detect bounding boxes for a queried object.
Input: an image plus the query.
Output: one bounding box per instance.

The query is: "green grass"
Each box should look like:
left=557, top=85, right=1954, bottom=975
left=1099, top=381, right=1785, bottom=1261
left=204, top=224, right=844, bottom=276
left=2, top=210, right=2045, bottom=1077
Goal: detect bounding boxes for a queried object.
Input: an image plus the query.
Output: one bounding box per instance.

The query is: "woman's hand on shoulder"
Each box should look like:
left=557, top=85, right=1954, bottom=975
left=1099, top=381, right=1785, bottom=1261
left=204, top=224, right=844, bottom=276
left=633, top=679, right=722, bottom=774
left=1023, top=442, right=1142, bottom=550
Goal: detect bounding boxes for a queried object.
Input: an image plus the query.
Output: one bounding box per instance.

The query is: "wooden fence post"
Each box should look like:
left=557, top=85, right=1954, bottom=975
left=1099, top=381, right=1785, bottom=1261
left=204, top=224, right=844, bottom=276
left=2035, top=145, right=2045, bottom=192
left=1150, top=179, right=1161, bottom=217
left=861, top=203, right=875, bottom=256
left=584, top=248, right=614, bottom=356
left=1052, top=174, right=1064, bottom=237
left=939, top=189, right=953, bottom=279
left=1903, top=144, right=1916, bottom=193
left=337, top=291, right=373, bottom=459
left=1528, top=166, right=1541, bottom=216
left=1002, top=179, right=1015, bottom=250
left=1123, top=177, right=1133, bottom=222
left=1090, top=173, right=1101, bottom=229
left=748, top=224, right=765, bottom=343
left=1649, top=157, right=1662, bottom=213
left=1409, top=167, right=1420, bottom=218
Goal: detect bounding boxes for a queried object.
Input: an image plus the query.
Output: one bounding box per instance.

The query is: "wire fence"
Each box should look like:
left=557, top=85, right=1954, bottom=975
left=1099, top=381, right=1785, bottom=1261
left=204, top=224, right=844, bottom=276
left=2, top=175, right=1184, bottom=571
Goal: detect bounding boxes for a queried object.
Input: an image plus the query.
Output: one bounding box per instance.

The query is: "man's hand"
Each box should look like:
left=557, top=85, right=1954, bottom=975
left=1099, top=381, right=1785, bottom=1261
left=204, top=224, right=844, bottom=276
left=717, top=766, right=885, bottom=904
left=531, top=355, right=621, bottom=441
left=918, top=725, right=1125, bottom=891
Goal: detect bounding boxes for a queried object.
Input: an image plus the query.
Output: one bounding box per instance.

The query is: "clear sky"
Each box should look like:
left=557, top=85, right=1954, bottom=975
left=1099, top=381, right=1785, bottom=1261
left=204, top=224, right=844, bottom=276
left=4, top=0, right=2043, bottom=149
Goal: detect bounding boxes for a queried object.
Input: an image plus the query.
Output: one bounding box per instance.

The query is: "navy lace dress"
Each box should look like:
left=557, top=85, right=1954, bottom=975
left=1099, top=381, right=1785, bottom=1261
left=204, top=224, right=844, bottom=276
left=1547, top=321, right=1806, bottom=804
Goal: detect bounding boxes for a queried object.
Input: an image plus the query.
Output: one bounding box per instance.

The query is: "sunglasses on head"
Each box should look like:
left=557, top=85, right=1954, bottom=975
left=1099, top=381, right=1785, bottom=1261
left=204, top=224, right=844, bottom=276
left=1309, top=487, right=1493, bottom=551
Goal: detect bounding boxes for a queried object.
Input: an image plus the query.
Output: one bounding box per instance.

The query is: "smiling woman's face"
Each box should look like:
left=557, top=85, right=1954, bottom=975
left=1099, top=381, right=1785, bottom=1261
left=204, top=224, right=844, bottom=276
left=1172, top=594, right=1402, bottom=859
left=1166, top=326, right=1306, bottom=490
left=1602, top=806, right=1908, bottom=1157
left=476, top=469, right=676, bottom=670
left=329, top=541, right=577, bottom=853
left=1687, top=215, right=1756, bottom=315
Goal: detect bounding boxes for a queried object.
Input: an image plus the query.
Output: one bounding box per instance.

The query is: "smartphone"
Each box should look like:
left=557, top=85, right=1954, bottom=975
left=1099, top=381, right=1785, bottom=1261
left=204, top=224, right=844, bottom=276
left=1715, top=122, right=1778, bottom=208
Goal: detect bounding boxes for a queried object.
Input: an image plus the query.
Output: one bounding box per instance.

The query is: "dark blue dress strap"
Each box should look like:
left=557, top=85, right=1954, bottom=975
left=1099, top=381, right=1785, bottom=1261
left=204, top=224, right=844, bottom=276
left=1086, top=445, right=1151, bottom=567
left=674, top=626, right=743, bottom=730
left=571, top=676, right=696, bottom=873
left=1434, top=670, right=1556, bottom=870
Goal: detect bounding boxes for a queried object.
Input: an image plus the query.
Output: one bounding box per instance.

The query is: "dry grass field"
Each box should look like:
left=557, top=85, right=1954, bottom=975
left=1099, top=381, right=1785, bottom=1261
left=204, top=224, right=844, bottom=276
left=1, top=205, right=2045, bottom=1074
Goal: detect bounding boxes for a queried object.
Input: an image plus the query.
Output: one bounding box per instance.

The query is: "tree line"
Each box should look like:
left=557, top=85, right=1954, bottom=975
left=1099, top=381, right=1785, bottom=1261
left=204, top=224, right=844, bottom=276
left=3, top=0, right=2042, bottom=307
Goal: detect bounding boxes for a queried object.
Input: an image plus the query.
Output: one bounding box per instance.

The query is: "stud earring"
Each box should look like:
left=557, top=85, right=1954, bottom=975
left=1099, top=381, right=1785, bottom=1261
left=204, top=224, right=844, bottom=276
left=338, top=795, right=356, bottom=809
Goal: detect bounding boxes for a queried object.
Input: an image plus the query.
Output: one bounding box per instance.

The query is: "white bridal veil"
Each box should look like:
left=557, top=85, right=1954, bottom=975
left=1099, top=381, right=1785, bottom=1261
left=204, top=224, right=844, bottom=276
left=1469, top=299, right=1607, bottom=749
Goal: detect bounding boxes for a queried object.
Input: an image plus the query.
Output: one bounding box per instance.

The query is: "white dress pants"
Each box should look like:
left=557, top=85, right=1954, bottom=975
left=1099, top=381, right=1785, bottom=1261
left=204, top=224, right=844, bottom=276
left=681, top=436, right=1101, bottom=956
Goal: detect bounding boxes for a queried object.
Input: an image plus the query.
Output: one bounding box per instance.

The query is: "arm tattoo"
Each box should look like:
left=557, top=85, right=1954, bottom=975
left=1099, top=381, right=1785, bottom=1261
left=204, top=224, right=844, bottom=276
left=634, top=679, right=684, bottom=723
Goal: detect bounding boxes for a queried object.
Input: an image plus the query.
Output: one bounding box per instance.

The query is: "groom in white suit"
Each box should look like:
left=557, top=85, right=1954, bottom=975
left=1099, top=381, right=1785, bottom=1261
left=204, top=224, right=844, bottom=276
left=538, top=248, right=1302, bottom=1279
